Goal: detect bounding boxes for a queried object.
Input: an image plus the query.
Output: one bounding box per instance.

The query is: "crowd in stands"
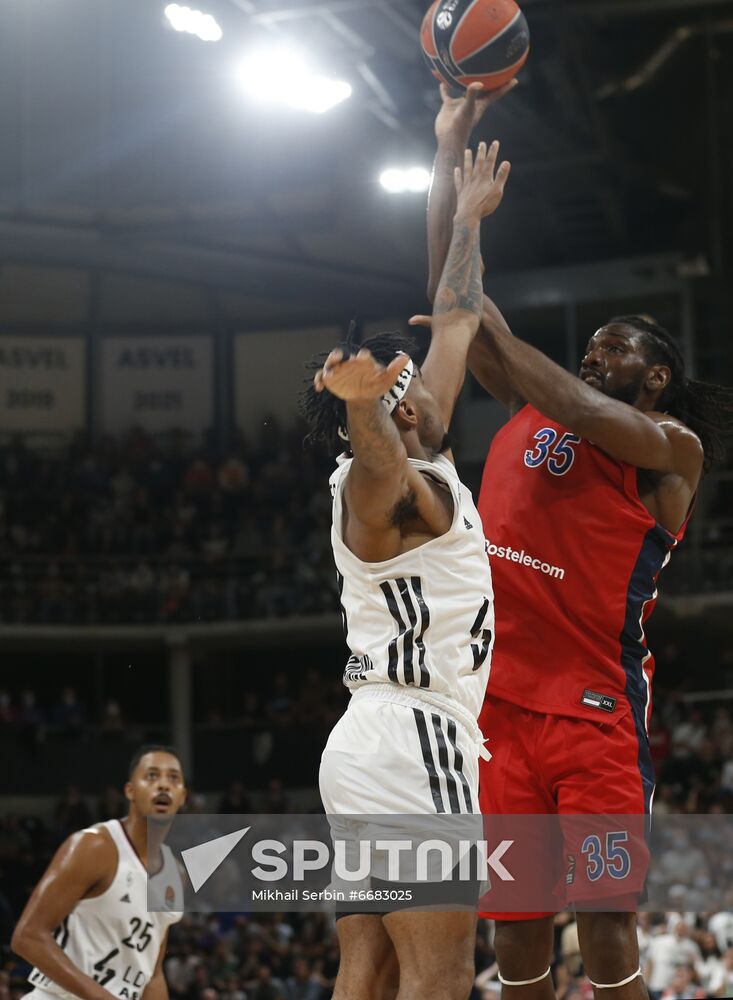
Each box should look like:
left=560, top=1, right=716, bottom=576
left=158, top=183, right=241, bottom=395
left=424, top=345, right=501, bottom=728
left=1, top=426, right=728, bottom=624
left=2, top=686, right=733, bottom=996
left=0, top=670, right=350, bottom=793
left=0, top=426, right=337, bottom=624
left=2, top=426, right=733, bottom=995
left=2, top=873, right=733, bottom=999
left=2, top=660, right=733, bottom=792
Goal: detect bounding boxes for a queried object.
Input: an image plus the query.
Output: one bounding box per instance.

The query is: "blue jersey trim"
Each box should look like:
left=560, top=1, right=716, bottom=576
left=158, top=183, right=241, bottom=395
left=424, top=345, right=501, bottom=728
left=619, top=525, right=676, bottom=819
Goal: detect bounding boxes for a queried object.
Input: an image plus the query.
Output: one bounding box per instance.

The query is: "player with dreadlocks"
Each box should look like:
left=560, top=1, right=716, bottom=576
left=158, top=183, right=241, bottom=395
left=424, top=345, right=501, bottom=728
left=302, top=141, right=509, bottom=1000
left=411, top=82, right=733, bottom=1000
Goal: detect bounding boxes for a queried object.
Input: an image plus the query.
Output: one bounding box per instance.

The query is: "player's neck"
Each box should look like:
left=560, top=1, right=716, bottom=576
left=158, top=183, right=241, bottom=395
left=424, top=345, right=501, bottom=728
left=122, top=812, right=166, bottom=873
left=122, top=813, right=148, bottom=863
left=403, top=435, right=432, bottom=462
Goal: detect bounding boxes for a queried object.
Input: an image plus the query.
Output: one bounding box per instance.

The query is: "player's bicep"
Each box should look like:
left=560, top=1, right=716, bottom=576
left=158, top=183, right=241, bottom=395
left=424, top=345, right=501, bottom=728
left=344, top=459, right=412, bottom=530
left=583, top=408, right=702, bottom=476
left=341, top=464, right=452, bottom=561
left=468, top=326, right=525, bottom=415
left=16, top=832, right=113, bottom=937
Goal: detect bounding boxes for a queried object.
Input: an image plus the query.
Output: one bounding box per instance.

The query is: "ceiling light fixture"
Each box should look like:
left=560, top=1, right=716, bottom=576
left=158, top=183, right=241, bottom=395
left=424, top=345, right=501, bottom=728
left=164, top=4, right=223, bottom=42
left=237, top=47, right=352, bottom=114
left=379, top=167, right=431, bottom=194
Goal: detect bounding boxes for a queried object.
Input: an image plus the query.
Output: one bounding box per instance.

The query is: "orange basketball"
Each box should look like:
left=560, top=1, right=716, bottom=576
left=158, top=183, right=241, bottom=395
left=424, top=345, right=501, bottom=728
left=421, top=0, right=530, bottom=92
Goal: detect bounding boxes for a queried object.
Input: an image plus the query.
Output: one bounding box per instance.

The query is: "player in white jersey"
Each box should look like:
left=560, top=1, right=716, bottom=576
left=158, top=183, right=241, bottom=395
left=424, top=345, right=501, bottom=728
left=12, top=746, right=187, bottom=1000
left=303, top=141, right=511, bottom=1000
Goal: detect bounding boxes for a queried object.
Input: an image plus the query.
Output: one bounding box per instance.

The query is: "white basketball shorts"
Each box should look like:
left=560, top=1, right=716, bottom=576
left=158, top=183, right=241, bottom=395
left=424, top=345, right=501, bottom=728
left=319, top=683, right=481, bottom=816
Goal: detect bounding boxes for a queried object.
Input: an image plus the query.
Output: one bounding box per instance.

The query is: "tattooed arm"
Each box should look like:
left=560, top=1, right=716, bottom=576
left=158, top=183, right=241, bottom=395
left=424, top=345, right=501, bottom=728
left=426, top=84, right=524, bottom=413
left=421, top=141, right=511, bottom=430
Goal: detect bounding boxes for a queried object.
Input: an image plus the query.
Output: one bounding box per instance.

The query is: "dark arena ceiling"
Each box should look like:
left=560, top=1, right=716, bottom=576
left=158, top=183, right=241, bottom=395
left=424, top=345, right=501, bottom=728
left=0, top=0, right=731, bottom=331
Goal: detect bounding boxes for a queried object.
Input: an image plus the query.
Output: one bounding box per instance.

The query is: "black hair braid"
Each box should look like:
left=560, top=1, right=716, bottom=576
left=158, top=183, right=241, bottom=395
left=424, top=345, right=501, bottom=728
left=611, top=315, right=733, bottom=472
left=300, top=329, right=419, bottom=456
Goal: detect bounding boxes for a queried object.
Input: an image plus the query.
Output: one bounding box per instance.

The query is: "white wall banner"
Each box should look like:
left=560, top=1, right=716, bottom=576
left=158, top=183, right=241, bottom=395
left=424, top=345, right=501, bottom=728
left=100, top=336, right=213, bottom=433
left=0, top=336, right=86, bottom=433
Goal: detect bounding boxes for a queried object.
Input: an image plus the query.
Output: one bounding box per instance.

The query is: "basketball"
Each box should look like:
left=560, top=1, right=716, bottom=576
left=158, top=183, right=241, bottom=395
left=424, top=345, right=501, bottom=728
left=421, top=0, right=530, bottom=92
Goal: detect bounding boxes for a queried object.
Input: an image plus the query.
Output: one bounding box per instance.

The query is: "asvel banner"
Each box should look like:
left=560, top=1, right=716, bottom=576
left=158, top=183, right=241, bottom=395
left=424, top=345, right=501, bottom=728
left=0, top=336, right=86, bottom=434
left=100, top=337, right=213, bottom=434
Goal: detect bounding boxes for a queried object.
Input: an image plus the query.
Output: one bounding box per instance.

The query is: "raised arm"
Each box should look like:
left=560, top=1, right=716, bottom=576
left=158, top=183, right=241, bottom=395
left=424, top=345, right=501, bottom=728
left=484, top=323, right=704, bottom=477
left=12, top=830, right=117, bottom=1000
left=315, top=349, right=454, bottom=562
left=421, top=141, right=511, bottom=428
left=427, top=83, right=512, bottom=302
left=426, top=83, right=524, bottom=413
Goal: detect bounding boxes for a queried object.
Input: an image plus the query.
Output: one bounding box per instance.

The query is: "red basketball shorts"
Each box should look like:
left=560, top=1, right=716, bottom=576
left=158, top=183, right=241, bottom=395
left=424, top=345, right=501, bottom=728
left=478, top=695, right=654, bottom=920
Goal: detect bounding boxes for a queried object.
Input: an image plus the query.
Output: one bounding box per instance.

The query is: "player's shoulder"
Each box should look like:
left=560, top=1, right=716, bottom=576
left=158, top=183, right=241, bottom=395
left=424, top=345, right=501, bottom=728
left=647, top=411, right=704, bottom=465
left=55, top=823, right=118, bottom=872
left=411, top=453, right=460, bottom=494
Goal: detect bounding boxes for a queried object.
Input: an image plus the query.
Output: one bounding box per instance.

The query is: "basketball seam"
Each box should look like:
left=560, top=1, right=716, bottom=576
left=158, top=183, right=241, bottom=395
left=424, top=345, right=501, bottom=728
left=431, top=9, right=468, bottom=94
left=447, top=0, right=481, bottom=65
left=430, top=7, right=440, bottom=70
left=451, top=8, right=523, bottom=66
left=458, top=50, right=529, bottom=80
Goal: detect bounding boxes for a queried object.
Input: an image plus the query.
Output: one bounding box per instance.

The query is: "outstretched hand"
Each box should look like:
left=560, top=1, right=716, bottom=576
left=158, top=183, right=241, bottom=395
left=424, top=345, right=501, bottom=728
left=454, top=141, right=511, bottom=222
left=314, top=349, right=408, bottom=403
left=435, top=80, right=517, bottom=144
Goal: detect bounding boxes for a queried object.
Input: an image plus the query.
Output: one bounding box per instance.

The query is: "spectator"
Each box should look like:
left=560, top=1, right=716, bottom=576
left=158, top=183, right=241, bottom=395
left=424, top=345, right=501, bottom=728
left=97, top=785, right=126, bottom=822
left=185, top=963, right=212, bottom=1000
left=266, top=675, right=294, bottom=727
left=239, top=693, right=262, bottom=729
left=660, top=964, right=705, bottom=999
left=218, top=456, right=249, bottom=496
left=165, top=936, right=201, bottom=997
left=0, top=691, right=15, bottom=728
left=645, top=918, right=703, bottom=997
left=52, top=687, right=85, bottom=738
left=670, top=708, right=706, bottom=758
left=247, top=966, right=284, bottom=1000
left=210, top=942, right=238, bottom=990
left=184, top=457, right=214, bottom=499
left=0, top=970, right=12, bottom=1000
left=709, top=948, right=733, bottom=998
left=54, top=785, right=92, bottom=840
left=709, top=903, right=733, bottom=953
left=219, top=782, right=252, bottom=815
left=697, top=932, right=724, bottom=994
left=263, top=779, right=289, bottom=816
left=281, top=960, right=322, bottom=1000
left=220, top=975, right=247, bottom=1000
left=16, top=689, right=45, bottom=732
left=648, top=712, right=671, bottom=770
left=101, top=699, right=125, bottom=735
left=636, top=911, right=653, bottom=970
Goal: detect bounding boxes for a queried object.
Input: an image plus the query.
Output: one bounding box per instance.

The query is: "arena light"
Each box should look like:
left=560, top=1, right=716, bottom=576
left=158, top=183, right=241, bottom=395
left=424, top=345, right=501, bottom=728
left=164, top=4, right=223, bottom=42
left=236, top=47, right=352, bottom=114
left=379, top=167, right=431, bottom=194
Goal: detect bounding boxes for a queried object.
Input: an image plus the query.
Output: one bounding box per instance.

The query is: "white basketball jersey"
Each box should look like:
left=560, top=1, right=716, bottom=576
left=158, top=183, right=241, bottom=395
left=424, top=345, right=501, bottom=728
left=27, top=820, right=183, bottom=1000
left=330, top=454, right=494, bottom=721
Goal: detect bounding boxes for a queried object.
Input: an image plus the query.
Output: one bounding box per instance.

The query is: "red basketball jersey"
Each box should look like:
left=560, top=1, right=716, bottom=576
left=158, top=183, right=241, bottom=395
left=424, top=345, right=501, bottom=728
left=478, top=404, right=689, bottom=729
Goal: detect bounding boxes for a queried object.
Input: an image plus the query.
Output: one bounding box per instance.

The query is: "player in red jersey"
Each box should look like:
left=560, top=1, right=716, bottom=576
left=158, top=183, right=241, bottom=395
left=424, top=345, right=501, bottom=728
left=413, top=83, right=733, bottom=1000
